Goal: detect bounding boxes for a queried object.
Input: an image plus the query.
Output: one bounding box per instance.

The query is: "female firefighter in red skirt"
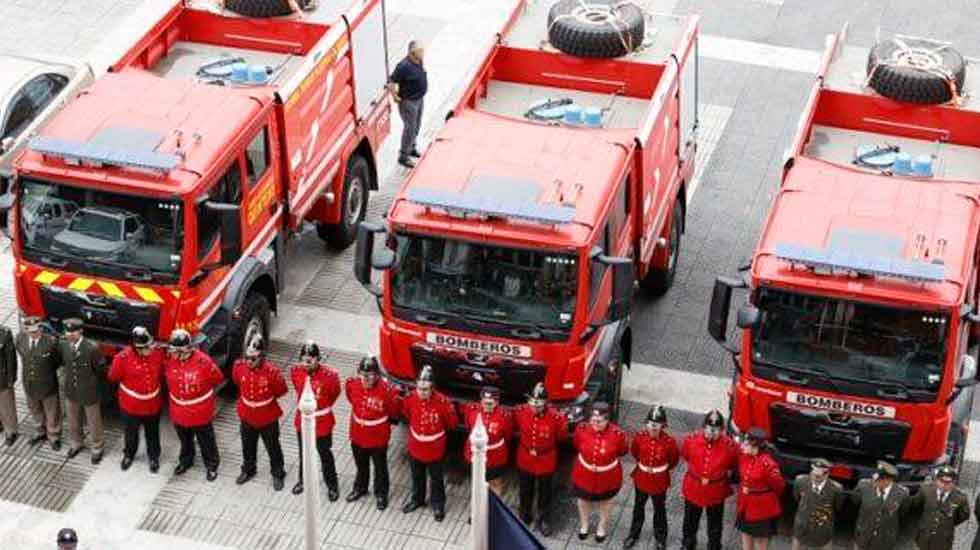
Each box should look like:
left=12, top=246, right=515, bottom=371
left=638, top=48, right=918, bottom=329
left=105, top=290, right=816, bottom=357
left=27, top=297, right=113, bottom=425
left=571, top=401, right=628, bottom=543
left=462, top=386, right=512, bottom=496
left=735, top=427, right=785, bottom=550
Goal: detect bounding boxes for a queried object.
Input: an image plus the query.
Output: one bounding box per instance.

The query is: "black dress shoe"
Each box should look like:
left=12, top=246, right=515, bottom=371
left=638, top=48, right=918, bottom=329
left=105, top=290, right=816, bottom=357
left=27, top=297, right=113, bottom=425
left=537, top=520, right=552, bottom=538
left=149, top=459, right=160, bottom=474
left=577, top=529, right=589, bottom=541
left=433, top=508, right=445, bottom=522
left=91, top=451, right=103, bottom=465
left=4, top=433, right=18, bottom=446
left=410, top=149, right=422, bottom=158
left=292, top=481, right=304, bottom=495
left=28, top=434, right=45, bottom=446
left=121, top=456, right=134, bottom=471
left=67, top=447, right=82, bottom=459
left=398, top=157, right=416, bottom=168
left=174, top=462, right=192, bottom=476
left=273, top=477, right=285, bottom=492
left=654, top=541, right=666, bottom=550
left=346, top=489, right=367, bottom=503
left=595, top=533, right=607, bottom=544
left=376, top=496, right=388, bottom=511
left=401, top=500, right=423, bottom=514
left=623, top=533, right=640, bottom=549
left=206, top=469, right=218, bottom=482
left=327, top=487, right=339, bottom=502
left=235, top=471, right=254, bottom=485
left=51, top=439, right=61, bottom=451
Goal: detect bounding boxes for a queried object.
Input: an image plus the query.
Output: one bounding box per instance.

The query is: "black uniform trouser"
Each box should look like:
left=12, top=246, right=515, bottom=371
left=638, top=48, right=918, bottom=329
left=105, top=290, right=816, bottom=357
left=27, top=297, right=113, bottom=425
left=629, top=489, right=668, bottom=542
left=409, top=457, right=446, bottom=511
left=352, top=443, right=389, bottom=498
left=240, top=422, right=285, bottom=478
left=518, top=470, right=553, bottom=523
left=296, top=431, right=337, bottom=489
left=176, top=423, right=219, bottom=471
left=122, top=413, right=160, bottom=461
left=681, top=499, right=724, bottom=550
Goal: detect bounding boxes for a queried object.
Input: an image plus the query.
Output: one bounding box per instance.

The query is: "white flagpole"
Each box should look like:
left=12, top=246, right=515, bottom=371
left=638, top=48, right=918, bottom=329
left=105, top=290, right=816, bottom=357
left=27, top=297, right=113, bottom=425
left=470, top=414, right=489, bottom=550
left=300, top=378, right=319, bottom=550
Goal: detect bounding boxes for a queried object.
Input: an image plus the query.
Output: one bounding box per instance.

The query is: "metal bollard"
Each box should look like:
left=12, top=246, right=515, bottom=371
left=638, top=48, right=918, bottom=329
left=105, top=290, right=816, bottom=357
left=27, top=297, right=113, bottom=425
left=300, top=378, right=319, bottom=550
left=470, top=414, right=489, bottom=550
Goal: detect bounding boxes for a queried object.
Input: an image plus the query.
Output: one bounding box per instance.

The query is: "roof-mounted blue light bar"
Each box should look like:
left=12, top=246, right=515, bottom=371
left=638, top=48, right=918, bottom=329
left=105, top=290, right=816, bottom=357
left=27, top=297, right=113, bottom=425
left=774, top=242, right=945, bottom=283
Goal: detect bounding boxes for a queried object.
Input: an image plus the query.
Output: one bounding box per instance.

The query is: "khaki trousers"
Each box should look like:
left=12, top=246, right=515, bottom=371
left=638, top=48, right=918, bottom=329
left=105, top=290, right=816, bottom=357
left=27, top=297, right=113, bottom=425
left=26, top=392, right=61, bottom=441
left=0, top=388, right=17, bottom=434
left=65, top=400, right=103, bottom=452
left=792, top=539, right=832, bottom=550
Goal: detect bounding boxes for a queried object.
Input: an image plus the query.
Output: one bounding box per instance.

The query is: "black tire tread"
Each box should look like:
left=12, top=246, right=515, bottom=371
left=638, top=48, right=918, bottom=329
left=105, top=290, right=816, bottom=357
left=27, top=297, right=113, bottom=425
left=223, top=0, right=310, bottom=18
left=227, top=293, right=270, bottom=368
left=640, top=198, right=683, bottom=296
left=866, top=38, right=966, bottom=105
left=547, top=0, right=645, bottom=59
left=319, top=155, right=372, bottom=251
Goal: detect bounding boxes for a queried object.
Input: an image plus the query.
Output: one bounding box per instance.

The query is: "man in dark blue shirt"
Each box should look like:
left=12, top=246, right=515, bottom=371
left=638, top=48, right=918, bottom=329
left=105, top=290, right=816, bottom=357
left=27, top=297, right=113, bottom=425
left=388, top=40, right=428, bottom=168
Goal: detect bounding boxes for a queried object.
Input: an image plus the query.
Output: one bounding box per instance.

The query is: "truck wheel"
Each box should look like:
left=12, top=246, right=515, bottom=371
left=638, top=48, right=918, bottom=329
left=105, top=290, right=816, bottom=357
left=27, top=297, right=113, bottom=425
left=640, top=198, right=683, bottom=296
left=867, top=38, right=966, bottom=104
left=228, top=293, right=270, bottom=366
left=547, top=0, right=645, bottom=59
left=317, top=155, right=371, bottom=251
left=223, top=0, right=311, bottom=18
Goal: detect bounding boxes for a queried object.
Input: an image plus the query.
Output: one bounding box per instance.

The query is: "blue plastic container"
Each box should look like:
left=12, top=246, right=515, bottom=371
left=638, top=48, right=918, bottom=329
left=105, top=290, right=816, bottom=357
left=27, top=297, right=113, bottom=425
left=564, top=104, right=583, bottom=125
left=912, top=154, right=934, bottom=177
left=230, top=62, right=249, bottom=83
left=892, top=152, right=913, bottom=174
left=583, top=107, right=602, bottom=127
left=249, top=65, right=269, bottom=84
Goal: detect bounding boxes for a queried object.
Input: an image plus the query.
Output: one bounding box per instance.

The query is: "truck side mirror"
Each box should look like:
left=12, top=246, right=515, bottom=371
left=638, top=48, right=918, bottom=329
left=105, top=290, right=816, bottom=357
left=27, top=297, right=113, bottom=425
left=354, top=222, right=392, bottom=297
left=602, top=255, right=634, bottom=323
left=708, top=276, right=746, bottom=353
left=205, top=201, right=241, bottom=266
left=960, top=303, right=980, bottom=324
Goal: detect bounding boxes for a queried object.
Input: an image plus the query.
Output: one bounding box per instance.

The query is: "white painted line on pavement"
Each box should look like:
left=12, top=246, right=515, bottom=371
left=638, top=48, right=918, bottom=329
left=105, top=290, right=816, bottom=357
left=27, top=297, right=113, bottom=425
left=700, top=35, right=821, bottom=74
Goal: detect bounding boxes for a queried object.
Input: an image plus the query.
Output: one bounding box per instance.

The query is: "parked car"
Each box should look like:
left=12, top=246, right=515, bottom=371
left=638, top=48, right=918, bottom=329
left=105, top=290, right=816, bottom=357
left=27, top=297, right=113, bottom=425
left=52, top=206, right=146, bottom=260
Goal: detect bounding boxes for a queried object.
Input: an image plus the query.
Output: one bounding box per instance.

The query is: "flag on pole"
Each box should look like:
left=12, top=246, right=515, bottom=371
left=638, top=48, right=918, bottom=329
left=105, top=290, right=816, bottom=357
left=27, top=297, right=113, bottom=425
left=488, top=490, right=545, bottom=550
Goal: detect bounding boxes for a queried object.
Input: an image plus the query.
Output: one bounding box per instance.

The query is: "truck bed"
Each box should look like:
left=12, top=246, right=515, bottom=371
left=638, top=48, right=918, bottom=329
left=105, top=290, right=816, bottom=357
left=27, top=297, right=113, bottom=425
left=148, top=41, right=304, bottom=86
left=478, top=80, right=650, bottom=128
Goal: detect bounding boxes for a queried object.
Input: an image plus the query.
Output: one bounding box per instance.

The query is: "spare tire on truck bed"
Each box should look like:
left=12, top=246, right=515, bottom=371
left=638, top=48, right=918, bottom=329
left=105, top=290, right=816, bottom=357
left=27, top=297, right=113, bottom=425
left=866, top=37, right=966, bottom=105
left=223, top=0, right=311, bottom=18
left=547, top=0, right=645, bottom=59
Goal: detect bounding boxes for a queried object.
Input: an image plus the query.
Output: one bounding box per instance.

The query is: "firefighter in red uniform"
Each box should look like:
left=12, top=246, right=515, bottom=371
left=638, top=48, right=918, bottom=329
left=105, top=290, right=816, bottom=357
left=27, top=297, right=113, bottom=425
left=289, top=341, right=341, bottom=500
left=462, top=386, right=513, bottom=496
left=400, top=365, right=458, bottom=522
left=514, top=382, right=568, bottom=537
left=624, top=405, right=680, bottom=550
left=680, top=409, right=739, bottom=550
left=232, top=336, right=288, bottom=491
left=345, top=356, right=398, bottom=510
left=165, top=329, right=223, bottom=481
left=107, top=326, right=165, bottom=473
left=571, top=402, right=628, bottom=543
left=735, top=428, right=784, bottom=550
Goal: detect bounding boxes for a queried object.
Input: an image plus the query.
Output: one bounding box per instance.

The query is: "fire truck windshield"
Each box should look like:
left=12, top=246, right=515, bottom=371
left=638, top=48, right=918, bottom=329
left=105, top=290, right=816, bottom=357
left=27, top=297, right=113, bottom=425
left=752, top=289, right=948, bottom=396
left=391, top=234, right=578, bottom=337
left=18, top=177, right=184, bottom=283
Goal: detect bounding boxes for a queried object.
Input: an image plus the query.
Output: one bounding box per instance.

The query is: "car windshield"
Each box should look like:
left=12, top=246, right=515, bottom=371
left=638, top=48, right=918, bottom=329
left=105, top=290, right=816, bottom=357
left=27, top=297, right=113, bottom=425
left=18, top=177, right=184, bottom=282
left=391, top=234, right=578, bottom=333
left=752, top=289, right=948, bottom=392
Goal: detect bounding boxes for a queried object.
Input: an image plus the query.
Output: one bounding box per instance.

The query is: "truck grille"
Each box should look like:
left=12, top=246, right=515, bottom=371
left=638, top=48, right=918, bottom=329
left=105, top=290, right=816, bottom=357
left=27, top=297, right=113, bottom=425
left=769, top=403, right=910, bottom=461
left=411, top=344, right=545, bottom=405
left=41, top=286, right=161, bottom=345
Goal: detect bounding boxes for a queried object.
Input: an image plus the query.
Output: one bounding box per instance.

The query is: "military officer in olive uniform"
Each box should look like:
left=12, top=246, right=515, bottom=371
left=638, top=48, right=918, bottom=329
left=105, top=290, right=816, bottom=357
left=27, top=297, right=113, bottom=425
left=905, top=465, right=970, bottom=550
left=0, top=322, right=19, bottom=446
left=850, top=461, right=910, bottom=550
left=791, top=458, right=844, bottom=550
left=16, top=315, right=62, bottom=450
left=59, top=318, right=107, bottom=464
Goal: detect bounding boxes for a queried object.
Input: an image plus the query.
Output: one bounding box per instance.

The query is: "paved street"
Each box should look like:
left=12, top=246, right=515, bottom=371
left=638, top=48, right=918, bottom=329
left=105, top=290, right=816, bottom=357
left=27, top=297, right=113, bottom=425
left=3, top=0, right=980, bottom=549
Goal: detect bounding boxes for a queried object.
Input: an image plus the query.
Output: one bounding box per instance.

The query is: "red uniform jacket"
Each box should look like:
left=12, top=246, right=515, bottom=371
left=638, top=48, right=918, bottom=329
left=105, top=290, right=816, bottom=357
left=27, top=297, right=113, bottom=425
left=630, top=430, right=680, bottom=495
left=232, top=359, right=287, bottom=429
left=107, top=346, right=165, bottom=417
left=290, top=364, right=341, bottom=437
left=345, top=377, right=398, bottom=449
left=165, top=350, right=223, bottom=428
left=571, top=423, right=629, bottom=496
left=462, top=404, right=513, bottom=469
left=514, top=404, right=569, bottom=476
left=401, top=390, right=458, bottom=464
left=680, top=431, right=739, bottom=507
left=736, top=451, right=785, bottom=522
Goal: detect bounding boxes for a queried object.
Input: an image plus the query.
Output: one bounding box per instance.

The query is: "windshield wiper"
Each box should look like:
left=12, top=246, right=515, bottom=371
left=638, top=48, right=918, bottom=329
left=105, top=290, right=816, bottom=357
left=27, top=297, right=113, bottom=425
left=38, top=255, right=68, bottom=268
left=753, top=357, right=842, bottom=393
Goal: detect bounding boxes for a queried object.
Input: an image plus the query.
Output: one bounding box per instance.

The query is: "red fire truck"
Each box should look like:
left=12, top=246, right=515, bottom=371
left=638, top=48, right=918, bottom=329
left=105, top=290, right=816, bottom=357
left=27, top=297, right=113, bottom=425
left=709, top=26, right=980, bottom=484
left=355, top=1, right=700, bottom=423
left=6, top=0, right=391, bottom=366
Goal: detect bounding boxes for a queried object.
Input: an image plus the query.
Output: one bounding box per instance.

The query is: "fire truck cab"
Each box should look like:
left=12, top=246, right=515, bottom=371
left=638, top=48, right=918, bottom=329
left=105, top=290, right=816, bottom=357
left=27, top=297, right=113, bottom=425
left=709, top=27, right=980, bottom=485
left=356, top=1, right=700, bottom=424
left=7, top=0, right=391, bottom=367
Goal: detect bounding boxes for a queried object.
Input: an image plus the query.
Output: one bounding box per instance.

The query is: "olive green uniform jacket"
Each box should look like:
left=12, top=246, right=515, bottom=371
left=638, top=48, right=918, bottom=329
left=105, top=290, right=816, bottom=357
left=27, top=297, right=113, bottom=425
left=58, top=338, right=105, bottom=406
left=850, top=479, right=910, bottom=550
left=792, top=474, right=845, bottom=547
left=906, top=482, right=969, bottom=550
left=15, top=332, right=61, bottom=399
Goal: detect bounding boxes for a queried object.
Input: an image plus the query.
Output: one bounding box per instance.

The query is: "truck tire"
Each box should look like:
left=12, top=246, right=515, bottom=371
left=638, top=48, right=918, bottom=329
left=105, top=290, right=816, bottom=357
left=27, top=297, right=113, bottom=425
left=228, top=292, right=270, bottom=367
left=317, top=155, right=371, bottom=250
left=640, top=197, right=683, bottom=296
left=223, top=0, right=311, bottom=18
left=547, top=0, right=645, bottom=59
left=866, top=38, right=966, bottom=104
